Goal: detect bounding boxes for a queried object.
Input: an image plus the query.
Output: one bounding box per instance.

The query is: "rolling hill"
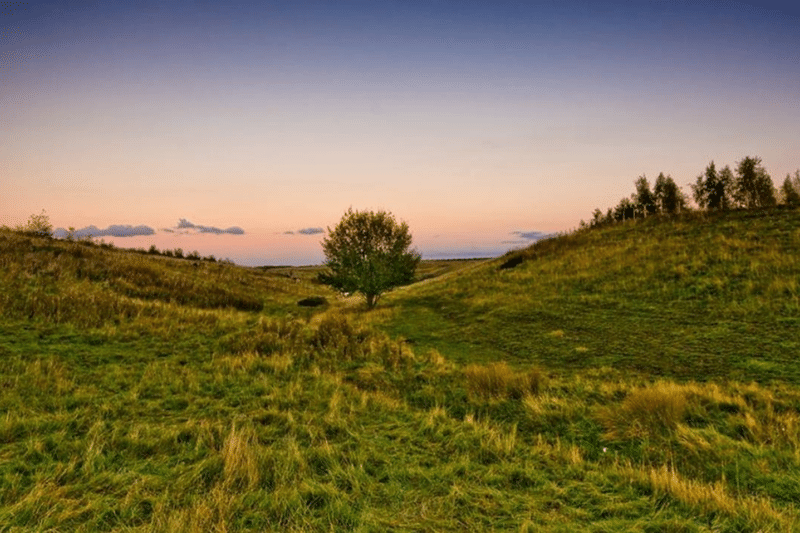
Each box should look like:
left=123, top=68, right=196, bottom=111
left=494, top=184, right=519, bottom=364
left=1, top=209, right=799, bottom=531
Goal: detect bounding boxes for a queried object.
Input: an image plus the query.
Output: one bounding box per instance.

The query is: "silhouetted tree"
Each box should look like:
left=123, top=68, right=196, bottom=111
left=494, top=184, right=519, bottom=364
left=717, top=166, right=735, bottom=210
left=734, top=156, right=776, bottom=208
left=692, top=161, right=733, bottom=210
left=653, top=173, right=686, bottom=214
left=613, top=197, right=636, bottom=221
left=590, top=208, right=604, bottom=227
left=780, top=171, right=800, bottom=207
left=320, top=208, right=421, bottom=309
left=633, top=175, right=656, bottom=217
left=691, top=164, right=712, bottom=209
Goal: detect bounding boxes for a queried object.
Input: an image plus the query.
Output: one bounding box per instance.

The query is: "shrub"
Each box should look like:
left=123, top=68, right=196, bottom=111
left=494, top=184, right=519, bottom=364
left=499, top=255, right=524, bottom=270
left=297, top=296, right=328, bottom=307
left=17, top=210, right=53, bottom=237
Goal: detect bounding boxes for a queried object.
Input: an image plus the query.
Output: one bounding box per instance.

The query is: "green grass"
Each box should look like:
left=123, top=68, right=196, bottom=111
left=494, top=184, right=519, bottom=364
left=379, top=208, right=800, bottom=382
left=2, top=210, right=800, bottom=531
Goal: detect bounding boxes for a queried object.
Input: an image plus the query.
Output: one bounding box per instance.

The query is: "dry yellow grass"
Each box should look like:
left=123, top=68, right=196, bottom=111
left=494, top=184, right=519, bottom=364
left=222, top=424, right=261, bottom=491
left=617, top=463, right=798, bottom=531
left=598, top=381, right=687, bottom=441
left=464, top=362, right=544, bottom=400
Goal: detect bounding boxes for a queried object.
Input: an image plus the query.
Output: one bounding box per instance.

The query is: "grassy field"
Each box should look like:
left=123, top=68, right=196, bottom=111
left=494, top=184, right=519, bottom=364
left=1, top=209, right=799, bottom=531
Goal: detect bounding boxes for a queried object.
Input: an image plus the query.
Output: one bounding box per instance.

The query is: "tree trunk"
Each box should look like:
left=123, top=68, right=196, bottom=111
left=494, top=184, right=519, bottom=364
left=366, top=293, right=379, bottom=309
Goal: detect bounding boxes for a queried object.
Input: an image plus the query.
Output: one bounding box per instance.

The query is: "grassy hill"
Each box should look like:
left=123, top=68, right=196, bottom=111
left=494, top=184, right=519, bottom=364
left=380, top=208, right=800, bottom=382
left=1, top=210, right=799, bottom=531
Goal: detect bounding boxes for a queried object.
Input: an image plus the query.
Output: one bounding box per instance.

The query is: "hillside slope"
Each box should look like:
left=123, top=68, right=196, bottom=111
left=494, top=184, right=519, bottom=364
left=0, top=230, right=335, bottom=325
left=2, top=218, right=800, bottom=531
left=380, top=208, right=800, bottom=383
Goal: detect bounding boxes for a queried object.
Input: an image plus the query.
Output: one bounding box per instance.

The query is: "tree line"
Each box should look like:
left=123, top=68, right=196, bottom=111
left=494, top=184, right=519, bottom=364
left=4, top=212, right=226, bottom=264
left=583, top=156, right=800, bottom=228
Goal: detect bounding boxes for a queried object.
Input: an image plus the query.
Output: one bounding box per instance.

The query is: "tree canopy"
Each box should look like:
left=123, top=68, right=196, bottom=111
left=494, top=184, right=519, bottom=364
left=734, top=156, right=776, bottom=208
left=780, top=171, right=800, bottom=207
left=653, top=173, right=686, bottom=214
left=692, top=161, right=734, bottom=210
left=320, top=208, right=421, bottom=309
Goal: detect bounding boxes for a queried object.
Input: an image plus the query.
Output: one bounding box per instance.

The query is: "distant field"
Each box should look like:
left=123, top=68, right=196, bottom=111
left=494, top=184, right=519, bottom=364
left=260, top=257, right=487, bottom=285
left=1, top=211, right=799, bottom=531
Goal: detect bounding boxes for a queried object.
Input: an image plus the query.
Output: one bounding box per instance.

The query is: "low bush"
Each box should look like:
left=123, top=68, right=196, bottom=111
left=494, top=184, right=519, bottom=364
left=297, top=296, right=328, bottom=307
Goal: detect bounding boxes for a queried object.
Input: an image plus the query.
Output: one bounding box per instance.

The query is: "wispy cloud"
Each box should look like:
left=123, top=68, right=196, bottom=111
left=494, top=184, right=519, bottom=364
left=501, top=230, right=555, bottom=249
left=510, top=230, right=552, bottom=241
left=53, top=224, right=155, bottom=239
left=297, top=227, right=324, bottom=235
left=175, top=218, right=244, bottom=235
left=282, top=227, right=325, bottom=235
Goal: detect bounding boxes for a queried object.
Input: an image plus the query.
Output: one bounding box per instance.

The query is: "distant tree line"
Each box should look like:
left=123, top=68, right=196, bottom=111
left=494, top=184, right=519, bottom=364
left=583, top=156, right=800, bottom=228
left=143, top=244, right=220, bottom=263
left=691, top=156, right=778, bottom=210
left=583, top=172, right=688, bottom=227
left=4, top=213, right=226, bottom=264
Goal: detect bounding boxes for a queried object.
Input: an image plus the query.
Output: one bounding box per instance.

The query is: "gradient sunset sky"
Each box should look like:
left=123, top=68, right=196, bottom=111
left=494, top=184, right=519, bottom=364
left=3, top=0, right=799, bottom=265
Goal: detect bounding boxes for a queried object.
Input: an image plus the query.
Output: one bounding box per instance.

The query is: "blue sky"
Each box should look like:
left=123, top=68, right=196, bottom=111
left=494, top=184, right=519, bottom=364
left=3, top=0, right=799, bottom=264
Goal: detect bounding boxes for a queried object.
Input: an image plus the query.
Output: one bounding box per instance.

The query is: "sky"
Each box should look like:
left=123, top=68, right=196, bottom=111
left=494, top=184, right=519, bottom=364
left=2, top=0, right=799, bottom=265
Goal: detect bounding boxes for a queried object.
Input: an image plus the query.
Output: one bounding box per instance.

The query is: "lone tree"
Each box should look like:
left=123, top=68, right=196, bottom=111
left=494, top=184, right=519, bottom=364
left=321, top=208, right=421, bottom=309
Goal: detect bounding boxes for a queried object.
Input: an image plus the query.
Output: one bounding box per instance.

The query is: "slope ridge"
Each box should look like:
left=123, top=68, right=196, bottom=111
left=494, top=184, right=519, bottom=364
left=381, top=208, right=800, bottom=382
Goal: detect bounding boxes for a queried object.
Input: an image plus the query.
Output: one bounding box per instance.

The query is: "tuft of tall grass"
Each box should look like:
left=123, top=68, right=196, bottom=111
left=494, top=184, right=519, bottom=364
left=598, top=381, right=687, bottom=441
left=218, top=316, right=306, bottom=356
left=640, top=464, right=795, bottom=530
left=221, top=423, right=262, bottom=490
left=464, top=362, right=544, bottom=400
left=311, top=313, right=369, bottom=362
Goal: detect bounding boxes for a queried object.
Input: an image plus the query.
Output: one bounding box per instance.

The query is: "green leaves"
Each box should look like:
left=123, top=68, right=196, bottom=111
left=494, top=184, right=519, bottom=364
left=321, top=208, right=421, bottom=308
left=734, top=156, right=777, bottom=209
left=692, top=157, right=777, bottom=211
left=17, top=210, right=53, bottom=237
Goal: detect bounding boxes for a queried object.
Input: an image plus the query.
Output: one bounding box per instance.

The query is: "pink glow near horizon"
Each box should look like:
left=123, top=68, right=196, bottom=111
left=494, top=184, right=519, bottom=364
left=3, top=1, right=799, bottom=265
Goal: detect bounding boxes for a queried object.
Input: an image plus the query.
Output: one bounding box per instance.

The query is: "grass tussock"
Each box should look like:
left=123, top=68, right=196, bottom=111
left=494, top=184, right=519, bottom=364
left=221, top=423, right=262, bottom=490
left=465, top=362, right=544, bottom=400
left=598, top=382, right=688, bottom=441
